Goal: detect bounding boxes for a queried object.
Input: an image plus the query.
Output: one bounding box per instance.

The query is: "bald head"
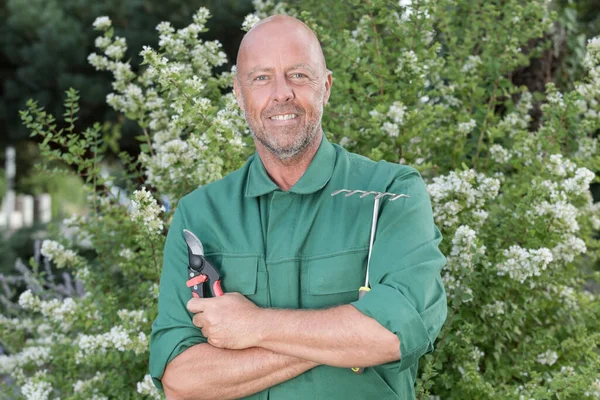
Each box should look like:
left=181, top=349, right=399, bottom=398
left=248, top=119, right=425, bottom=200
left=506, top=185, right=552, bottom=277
left=236, top=15, right=328, bottom=78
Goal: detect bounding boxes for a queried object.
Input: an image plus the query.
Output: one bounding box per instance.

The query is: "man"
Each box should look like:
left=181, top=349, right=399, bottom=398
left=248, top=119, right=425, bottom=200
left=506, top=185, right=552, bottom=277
left=149, top=15, right=447, bottom=400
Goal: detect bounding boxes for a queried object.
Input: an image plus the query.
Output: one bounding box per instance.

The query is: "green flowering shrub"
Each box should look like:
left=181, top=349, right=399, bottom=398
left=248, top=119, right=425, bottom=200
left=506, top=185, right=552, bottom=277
left=1, top=0, right=599, bottom=398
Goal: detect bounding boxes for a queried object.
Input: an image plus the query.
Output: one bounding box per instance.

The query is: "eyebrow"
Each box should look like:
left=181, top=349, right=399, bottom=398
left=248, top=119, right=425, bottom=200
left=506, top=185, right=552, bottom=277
left=246, top=63, right=317, bottom=79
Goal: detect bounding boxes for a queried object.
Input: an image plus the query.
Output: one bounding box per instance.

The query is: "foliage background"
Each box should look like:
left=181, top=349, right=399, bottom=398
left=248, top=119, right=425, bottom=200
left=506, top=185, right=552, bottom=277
left=1, top=0, right=600, bottom=399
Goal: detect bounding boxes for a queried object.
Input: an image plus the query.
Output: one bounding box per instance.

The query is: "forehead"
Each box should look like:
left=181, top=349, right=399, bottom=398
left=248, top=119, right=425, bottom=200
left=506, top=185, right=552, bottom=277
left=237, top=21, right=323, bottom=73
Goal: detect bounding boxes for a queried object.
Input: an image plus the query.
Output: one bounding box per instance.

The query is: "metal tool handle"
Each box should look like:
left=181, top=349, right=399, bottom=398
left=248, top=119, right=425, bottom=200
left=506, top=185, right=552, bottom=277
left=330, top=189, right=409, bottom=376
left=351, top=286, right=371, bottom=374
left=351, top=196, right=379, bottom=375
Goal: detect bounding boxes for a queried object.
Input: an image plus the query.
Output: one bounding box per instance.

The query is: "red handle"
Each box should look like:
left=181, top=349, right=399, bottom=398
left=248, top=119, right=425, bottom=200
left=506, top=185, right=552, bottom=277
left=186, top=275, right=208, bottom=287
left=213, top=280, right=223, bottom=296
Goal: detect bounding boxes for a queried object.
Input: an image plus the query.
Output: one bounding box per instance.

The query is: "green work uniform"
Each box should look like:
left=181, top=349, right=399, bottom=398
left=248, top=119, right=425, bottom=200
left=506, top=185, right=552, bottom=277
left=149, top=134, right=447, bottom=399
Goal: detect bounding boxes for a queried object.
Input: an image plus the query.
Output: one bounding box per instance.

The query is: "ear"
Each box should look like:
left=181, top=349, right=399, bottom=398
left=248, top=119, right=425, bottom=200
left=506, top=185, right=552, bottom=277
left=233, top=76, right=245, bottom=112
left=322, top=70, right=333, bottom=106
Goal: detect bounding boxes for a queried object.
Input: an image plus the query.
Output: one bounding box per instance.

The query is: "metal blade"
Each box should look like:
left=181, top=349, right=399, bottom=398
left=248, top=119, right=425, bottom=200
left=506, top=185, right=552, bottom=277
left=183, top=229, right=205, bottom=257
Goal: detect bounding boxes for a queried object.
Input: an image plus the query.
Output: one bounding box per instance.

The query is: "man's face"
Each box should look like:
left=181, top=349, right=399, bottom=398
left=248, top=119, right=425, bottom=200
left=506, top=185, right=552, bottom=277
left=234, top=20, right=332, bottom=160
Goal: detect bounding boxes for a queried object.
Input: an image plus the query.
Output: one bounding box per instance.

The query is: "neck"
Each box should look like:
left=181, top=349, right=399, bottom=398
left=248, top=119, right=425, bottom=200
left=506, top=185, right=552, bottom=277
left=256, top=133, right=323, bottom=191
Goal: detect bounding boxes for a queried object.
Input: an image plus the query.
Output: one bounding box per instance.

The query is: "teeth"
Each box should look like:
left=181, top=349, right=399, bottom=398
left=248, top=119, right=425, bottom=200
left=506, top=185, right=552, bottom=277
left=270, top=114, right=297, bottom=120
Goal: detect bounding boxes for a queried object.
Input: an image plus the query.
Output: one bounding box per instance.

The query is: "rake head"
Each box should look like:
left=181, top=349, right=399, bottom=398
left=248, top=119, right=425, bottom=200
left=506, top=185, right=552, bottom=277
left=330, top=189, right=409, bottom=201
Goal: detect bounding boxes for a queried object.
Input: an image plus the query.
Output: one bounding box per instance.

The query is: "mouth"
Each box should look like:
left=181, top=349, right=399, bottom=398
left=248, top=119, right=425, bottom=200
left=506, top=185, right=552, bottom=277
left=269, top=113, right=298, bottom=121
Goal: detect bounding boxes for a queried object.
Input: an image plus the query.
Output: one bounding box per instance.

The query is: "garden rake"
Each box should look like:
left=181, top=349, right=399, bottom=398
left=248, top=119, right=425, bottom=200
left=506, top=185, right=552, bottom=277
left=330, top=189, right=409, bottom=374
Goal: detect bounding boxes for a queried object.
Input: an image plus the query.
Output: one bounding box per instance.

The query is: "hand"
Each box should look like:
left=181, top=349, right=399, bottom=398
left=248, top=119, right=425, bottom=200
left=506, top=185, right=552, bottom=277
left=186, top=293, right=263, bottom=350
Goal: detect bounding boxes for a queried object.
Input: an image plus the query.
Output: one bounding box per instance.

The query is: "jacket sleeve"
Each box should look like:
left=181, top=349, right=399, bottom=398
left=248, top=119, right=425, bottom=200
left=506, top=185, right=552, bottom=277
left=350, top=167, right=448, bottom=372
left=149, top=200, right=208, bottom=390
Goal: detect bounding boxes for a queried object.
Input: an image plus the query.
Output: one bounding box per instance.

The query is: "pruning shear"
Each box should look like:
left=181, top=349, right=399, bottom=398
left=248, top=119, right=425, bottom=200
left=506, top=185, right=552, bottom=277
left=183, top=229, right=224, bottom=298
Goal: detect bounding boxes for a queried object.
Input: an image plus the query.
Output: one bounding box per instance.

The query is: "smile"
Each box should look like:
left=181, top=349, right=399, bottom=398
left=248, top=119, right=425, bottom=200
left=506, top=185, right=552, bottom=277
left=270, top=114, right=298, bottom=120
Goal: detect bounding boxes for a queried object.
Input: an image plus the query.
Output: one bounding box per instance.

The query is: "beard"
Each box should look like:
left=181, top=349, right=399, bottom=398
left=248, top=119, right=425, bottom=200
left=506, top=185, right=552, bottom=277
left=243, top=100, right=324, bottom=161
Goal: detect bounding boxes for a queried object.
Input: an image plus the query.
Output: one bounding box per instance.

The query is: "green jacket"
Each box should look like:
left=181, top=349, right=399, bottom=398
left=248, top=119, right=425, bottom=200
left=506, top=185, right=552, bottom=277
left=150, top=135, right=447, bottom=399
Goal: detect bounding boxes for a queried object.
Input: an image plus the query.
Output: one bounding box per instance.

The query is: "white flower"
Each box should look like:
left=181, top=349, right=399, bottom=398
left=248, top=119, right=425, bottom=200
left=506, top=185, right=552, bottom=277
left=107, top=325, right=133, bottom=352
left=496, top=245, right=553, bottom=283
left=398, top=0, right=413, bottom=20
left=104, top=37, right=127, bottom=60
left=462, top=55, right=482, bottom=72
left=536, top=350, right=558, bottom=366
left=73, top=372, right=105, bottom=393
left=133, top=331, right=149, bottom=355
left=534, top=200, right=579, bottom=233
left=547, top=90, right=564, bottom=106
left=75, top=325, right=139, bottom=362
left=490, top=144, right=511, bottom=164
left=395, top=50, right=424, bottom=80
left=560, top=366, right=576, bottom=375
left=156, top=21, right=175, bottom=36
left=76, top=266, right=90, bottom=283
left=470, top=347, right=484, bottom=362
left=184, top=75, right=205, bottom=92
left=590, top=379, right=600, bottom=398
left=129, top=187, right=165, bottom=237
left=18, top=290, right=39, bottom=310
left=21, top=379, right=52, bottom=400
left=457, top=119, right=476, bottom=134
left=575, top=137, right=598, bottom=160
left=0, top=346, right=51, bottom=375
left=350, top=15, right=371, bottom=44
left=27, top=297, right=79, bottom=332
left=92, top=16, right=112, bottom=30
left=387, top=101, right=407, bottom=125
left=137, top=374, right=162, bottom=399
left=472, top=209, right=489, bottom=222
left=588, top=37, right=600, bottom=54
left=552, top=234, right=587, bottom=263
left=382, top=122, right=400, bottom=137
left=562, top=168, right=595, bottom=196
left=427, top=170, right=500, bottom=228
left=117, top=309, right=147, bottom=325
left=94, top=36, right=111, bottom=50
left=40, top=240, right=78, bottom=268
left=36, top=323, right=52, bottom=335
left=192, top=7, right=211, bottom=25
left=483, top=300, right=506, bottom=317
left=242, top=14, right=261, bottom=32
left=443, top=225, right=484, bottom=300
left=119, top=248, right=134, bottom=260
left=548, top=154, right=576, bottom=177
left=150, top=283, right=160, bottom=299
left=87, top=53, right=110, bottom=71
left=551, top=285, right=578, bottom=309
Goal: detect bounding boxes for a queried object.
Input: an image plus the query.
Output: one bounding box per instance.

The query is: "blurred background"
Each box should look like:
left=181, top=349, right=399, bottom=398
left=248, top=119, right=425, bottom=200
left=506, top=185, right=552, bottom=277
left=0, top=0, right=255, bottom=275
left=0, top=0, right=598, bottom=279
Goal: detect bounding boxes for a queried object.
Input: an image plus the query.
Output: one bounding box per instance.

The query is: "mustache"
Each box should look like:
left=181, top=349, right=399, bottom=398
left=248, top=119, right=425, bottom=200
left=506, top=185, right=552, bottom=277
left=263, top=105, right=304, bottom=118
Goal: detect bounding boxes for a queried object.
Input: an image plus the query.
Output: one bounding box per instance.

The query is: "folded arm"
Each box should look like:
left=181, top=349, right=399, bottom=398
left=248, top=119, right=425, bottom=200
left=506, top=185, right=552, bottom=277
left=254, top=304, right=400, bottom=368
left=162, top=344, right=318, bottom=400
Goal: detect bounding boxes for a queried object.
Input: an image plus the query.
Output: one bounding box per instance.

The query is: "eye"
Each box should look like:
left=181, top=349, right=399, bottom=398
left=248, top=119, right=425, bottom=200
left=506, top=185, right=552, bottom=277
left=254, top=75, right=268, bottom=81
left=290, top=72, right=307, bottom=79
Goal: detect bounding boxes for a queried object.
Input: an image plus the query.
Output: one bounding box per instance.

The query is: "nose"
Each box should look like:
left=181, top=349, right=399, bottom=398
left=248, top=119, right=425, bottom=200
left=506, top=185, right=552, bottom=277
left=271, top=75, right=294, bottom=103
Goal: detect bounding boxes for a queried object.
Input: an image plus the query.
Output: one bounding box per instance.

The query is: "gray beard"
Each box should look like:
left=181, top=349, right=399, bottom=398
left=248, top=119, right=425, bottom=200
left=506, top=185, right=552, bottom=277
left=246, top=107, right=323, bottom=161
left=249, top=120, right=320, bottom=161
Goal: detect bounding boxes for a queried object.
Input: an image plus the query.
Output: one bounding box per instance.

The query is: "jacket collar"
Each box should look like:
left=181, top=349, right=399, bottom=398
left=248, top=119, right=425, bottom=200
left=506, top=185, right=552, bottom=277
left=245, top=134, right=336, bottom=197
